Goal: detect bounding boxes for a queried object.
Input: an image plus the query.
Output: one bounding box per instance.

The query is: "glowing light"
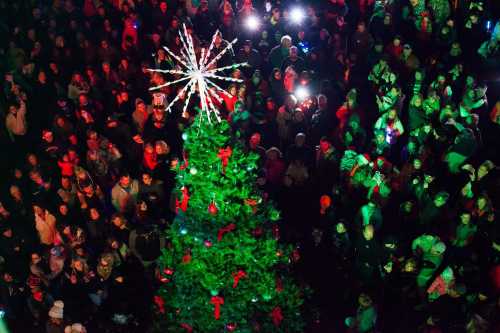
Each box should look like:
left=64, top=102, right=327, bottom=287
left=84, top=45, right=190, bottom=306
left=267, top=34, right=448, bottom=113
left=245, top=15, right=260, bottom=31
left=295, top=86, right=310, bottom=100
left=289, top=7, right=305, bottom=25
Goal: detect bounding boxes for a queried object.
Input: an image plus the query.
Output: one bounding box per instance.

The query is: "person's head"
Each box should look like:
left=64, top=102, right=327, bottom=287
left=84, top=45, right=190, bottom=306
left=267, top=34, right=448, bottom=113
left=2, top=225, right=12, bottom=238
left=433, top=191, right=449, bottom=207
left=155, top=140, right=170, bottom=154
left=336, top=222, right=346, bottom=234
left=266, top=97, right=276, bottom=111
left=249, top=133, right=261, bottom=148
left=281, top=35, right=292, bottom=49
left=159, top=1, right=167, bottom=12
left=403, top=44, right=412, bottom=57
left=383, top=13, right=392, bottom=25
left=31, top=252, right=42, bottom=264
left=119, top=173, right=131, bottom=188
left=319, top=137, right=331, bottom=153
left=393, top=36, right=401, bottom=47
left=476, top=195, right=489, bottom=210
left=355, top=21, right=366, bottom=33
left=289, top=46, right=298, bottom=59
left=243, top=40, right=252, bottom=53
left=102, top=61, right=111, bottom=73
left=387, top=109, right=397, bottom=120
left=477, top=160, right=494, bottom=180
left=318, top=94, right=328, bottom=109
left=142, top=172, right=153, bottom=185
left=402, top=200, right=414, bottom=213
left=59, top=203, right=68, bottom=216
left=9, top=185, right=22, bottom=200
left=460, top=212, right=471, bottom=225
left=295, top=133, right=306, bottom=146
left=413, top=158, right=422, bottom=170
left=363, top=224, right=374, bottom=240
left=144, top=143, right=155, bottom=154
left=411, top=94, right=423, bottom=108
left=266, top=147, right=281, bottom=161
left=111, top=214, right=126, bottom=228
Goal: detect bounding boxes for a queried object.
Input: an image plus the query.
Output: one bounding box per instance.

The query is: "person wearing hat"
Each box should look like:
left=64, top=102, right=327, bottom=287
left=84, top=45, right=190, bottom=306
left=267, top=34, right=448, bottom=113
left=46, top=300, right=65, bottom=333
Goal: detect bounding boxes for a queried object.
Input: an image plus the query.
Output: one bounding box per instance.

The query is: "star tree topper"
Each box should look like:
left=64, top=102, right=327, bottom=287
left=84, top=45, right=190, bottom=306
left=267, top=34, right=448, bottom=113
left=149, top=25, right=248, bottom=123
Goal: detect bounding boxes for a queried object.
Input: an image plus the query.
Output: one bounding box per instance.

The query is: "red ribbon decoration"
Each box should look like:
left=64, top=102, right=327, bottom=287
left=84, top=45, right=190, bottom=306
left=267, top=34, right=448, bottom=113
left=153, top=295, right=165, bottom=313
left=420, top=12, right=429, bottom=32
left=232, top=270, right=247, bottom=288
left=210, top=296, right=224, bottom=320
left=244, top=198, right=258, bottom=214
left=180, top=323, right=193, bottom=333
left=217, top=147, right=232, bottom=173
left=271, top=307, right=283, bottom=327
left=217, top=223, right=236, bottom=241
left=176, top=187, right=190, bottom=213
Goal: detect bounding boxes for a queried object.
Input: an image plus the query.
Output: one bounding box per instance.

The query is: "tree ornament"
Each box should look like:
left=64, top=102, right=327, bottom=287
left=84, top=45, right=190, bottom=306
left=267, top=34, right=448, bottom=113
left=217, top=223, right=236, bottom=241
left=208, top=200, right=219, bottom=215
left=252, top=227, right=263, bottom=238
left=148, top=24, right=247, bottom=122
left=154, top=295, right=165, bottom=313
left=210, top=296, right=224, bottom=320
left=244, top=198, right=258, bottom=214
left=271, top=307, right=284, bottom=327
left=182, top=249, right=192, bottom=264
left=217, top=146, right=233, bottom=173
left=226, top=323, right=237, bottom=331
left=164, top=268, right=174, bottom=275
left=276, top=277, right=283, bottom=293
left=189, top=167, right=198, bottom=175
left=232, top=270, right=247, bottom=288
left=180, top=323, right=193, bottom=333
left=204, top=239, right=213, bottom=247
left=176, top=187, right=190, bottom=213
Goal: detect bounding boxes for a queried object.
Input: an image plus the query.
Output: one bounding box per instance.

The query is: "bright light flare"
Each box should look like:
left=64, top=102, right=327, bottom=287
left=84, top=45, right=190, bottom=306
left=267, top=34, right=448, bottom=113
left=245, top=15, right=260, bottom=31
left=295, top=86, right=310, bottom=100
left=290, top=7, right=305, bottom=25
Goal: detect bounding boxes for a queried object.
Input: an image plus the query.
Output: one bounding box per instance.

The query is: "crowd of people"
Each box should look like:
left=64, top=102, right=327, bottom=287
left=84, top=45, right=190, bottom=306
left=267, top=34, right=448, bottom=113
left=0, top=0, right=499, bottom=332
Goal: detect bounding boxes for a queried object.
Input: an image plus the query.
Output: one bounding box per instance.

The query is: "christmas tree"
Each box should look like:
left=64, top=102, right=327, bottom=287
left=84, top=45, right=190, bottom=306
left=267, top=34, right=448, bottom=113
left=153, top=115, right=304, bottom=333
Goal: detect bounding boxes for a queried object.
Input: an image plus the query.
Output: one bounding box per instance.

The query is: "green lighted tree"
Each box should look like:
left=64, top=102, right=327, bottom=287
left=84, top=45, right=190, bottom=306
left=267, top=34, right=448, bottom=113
left=153, top=115, right=304, bottom=333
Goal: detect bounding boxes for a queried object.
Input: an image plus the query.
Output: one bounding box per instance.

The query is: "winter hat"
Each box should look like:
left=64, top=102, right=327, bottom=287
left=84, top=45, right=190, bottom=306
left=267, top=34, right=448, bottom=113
left=65, top=323, right=86, bottom=333
left=49, top=300, right=64, bottom=319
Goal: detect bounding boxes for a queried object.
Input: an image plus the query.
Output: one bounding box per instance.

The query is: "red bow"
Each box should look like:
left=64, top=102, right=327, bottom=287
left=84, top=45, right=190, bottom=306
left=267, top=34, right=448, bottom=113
left=244, top=198, right=258, bottom=214
left=176, top=187, right=190, bottom=213
left=232, top=270, right=247, bottom=288
left=218, top=223, right=236, bottom=241
left=182, top=253, right=192, bottom=264
left=210, top=296, right=224, bottom=320
left=153, top=295, right=165, bottom=313
left=420, top=12, right=430, bottom=32
left=180, top=323, right=193, bottom=333
left=217, top=147, right=232, bottom=173
left=271, top=307, right=283, bottom=327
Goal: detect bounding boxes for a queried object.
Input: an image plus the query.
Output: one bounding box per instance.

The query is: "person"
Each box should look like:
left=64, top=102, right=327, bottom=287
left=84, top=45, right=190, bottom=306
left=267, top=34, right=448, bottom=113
left=33, top=204, right=58, bottom=247
left=269, top=35, right=293, bottom=69
left=111, top=173, right=139, bottom=215
left=5, top=99, right=28, bottom=146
